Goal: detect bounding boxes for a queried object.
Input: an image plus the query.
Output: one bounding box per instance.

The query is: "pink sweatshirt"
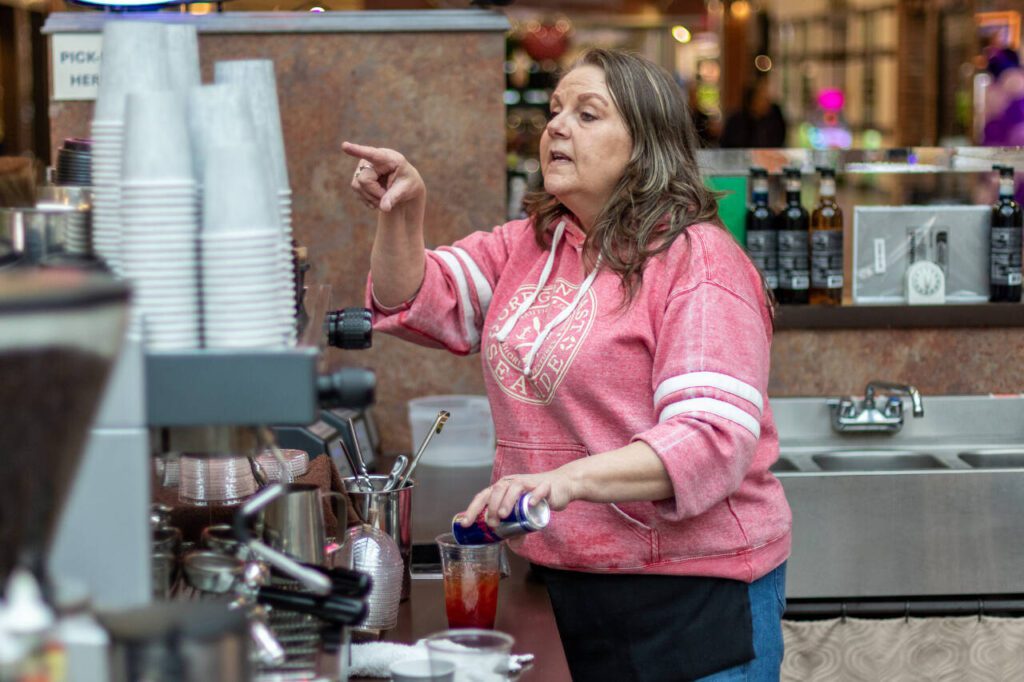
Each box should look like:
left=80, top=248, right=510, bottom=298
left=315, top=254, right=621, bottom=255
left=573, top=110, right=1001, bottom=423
left=368, top=217, right=791, bottom=582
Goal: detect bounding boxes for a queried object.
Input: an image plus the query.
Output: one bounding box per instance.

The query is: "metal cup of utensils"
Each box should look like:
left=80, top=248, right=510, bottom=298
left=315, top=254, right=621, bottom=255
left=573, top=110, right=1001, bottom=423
left=183, top=550, right=244, bottom=594
left=262, top=483, right=348, bottom=565
left=343, top=474, right=415, bottom=601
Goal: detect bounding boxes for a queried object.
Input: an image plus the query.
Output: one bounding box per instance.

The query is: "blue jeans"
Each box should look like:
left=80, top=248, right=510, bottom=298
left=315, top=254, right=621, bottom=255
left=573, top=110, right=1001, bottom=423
left=695, top=562, right=787, bottom=682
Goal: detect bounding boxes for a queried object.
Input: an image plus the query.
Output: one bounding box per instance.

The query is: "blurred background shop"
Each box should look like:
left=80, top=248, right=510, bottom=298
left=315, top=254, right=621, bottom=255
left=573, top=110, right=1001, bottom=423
left=4, top=1, right=1024, bottom=185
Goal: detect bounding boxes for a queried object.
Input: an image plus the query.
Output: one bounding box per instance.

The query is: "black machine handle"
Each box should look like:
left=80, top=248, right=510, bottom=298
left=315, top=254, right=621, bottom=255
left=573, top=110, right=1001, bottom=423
left=257, top=586, right=367, bottom=626
left=316, top=367, right=376, bottom=410
left=301, top=563, right=373, bottom=598
left=324, top=307, right=372, bottom=350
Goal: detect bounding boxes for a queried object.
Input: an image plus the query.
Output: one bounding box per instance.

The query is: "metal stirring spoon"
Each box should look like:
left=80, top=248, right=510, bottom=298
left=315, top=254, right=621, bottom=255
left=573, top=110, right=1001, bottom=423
left=382, top=455, right=408, bottom=492
left=395, top=410, right=450, bottom=489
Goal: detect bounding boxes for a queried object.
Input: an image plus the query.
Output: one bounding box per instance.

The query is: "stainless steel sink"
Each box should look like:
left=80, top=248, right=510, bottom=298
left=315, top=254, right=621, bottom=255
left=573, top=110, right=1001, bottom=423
left=771, top=396, right=1024, bottom=600
left=812, top=450, right=949, bottom=472
left=769, top=458, right=799, bottom=473
left=959, top=449, right=1024, bottom=469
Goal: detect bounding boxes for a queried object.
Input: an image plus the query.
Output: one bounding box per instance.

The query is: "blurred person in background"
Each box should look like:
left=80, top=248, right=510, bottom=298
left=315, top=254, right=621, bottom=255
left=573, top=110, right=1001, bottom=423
left=720, top=77, right=787, bottom=148
left=687, top=79, right=719, bottom=147
left=981, top=35, right=1024, bottom=146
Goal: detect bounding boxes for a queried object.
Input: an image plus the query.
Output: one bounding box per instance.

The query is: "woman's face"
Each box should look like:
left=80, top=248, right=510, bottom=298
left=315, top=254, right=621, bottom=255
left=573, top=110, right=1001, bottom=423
left=540, top=65, right=633, bottom=229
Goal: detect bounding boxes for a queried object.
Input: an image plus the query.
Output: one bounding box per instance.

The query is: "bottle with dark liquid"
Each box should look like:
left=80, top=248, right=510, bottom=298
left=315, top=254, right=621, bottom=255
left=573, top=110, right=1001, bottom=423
left=810, top=166, right=843, bottom=305
left=990, top=164, right=1022, bottom=303
left=776, top=167, right=810, bottom=304
left=745, top=167, right=778, bottom=294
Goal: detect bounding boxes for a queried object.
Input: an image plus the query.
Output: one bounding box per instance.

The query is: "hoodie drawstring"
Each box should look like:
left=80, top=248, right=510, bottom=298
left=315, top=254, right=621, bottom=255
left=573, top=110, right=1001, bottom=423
left=521, top=253, right=602, bottom=377
left=494, top=220, right=566, bottom=343
left=492, top=219, right=601, bottom=378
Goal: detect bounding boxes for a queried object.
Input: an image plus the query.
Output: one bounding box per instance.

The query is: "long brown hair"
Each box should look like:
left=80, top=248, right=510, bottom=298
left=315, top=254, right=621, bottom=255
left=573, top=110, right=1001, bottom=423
left=524, top=48, right=770, bottom=313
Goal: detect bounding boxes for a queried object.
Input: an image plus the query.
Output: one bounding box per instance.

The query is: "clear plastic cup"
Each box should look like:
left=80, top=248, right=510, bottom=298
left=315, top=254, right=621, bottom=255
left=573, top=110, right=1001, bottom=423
left=435, top=533, right=502, bottom=630
left=390, top=658, right=455, bottom=682
left=424, top=629, right=514, bottom=682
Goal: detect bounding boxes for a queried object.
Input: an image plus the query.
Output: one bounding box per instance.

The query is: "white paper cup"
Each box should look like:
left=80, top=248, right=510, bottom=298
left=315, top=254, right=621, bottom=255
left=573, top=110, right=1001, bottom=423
left=202, top=144, right=280, bottom=232
left=214, top=59, right=290, bottom=193
left=122, top=91, right=194, bottom=183
left=186, top=83, right=273, bottom=200
left=95, top=21, right=170, bottom=122
left=165, top=24, right=200, bottom=95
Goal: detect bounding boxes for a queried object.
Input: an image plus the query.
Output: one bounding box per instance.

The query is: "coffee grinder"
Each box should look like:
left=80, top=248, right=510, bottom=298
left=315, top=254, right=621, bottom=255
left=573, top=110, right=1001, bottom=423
left=0, top=267, right=130, bottom=667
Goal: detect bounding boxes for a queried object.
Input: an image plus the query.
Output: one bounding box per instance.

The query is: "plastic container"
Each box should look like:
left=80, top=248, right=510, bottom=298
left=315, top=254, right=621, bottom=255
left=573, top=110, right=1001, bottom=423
left=407, top=395, right=495, bottom=468
left=338, top=523, right=402, bottom=632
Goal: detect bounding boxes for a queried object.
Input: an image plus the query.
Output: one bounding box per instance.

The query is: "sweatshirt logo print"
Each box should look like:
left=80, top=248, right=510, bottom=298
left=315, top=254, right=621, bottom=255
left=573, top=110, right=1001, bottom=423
left=486, top=277, right=596, bottom=405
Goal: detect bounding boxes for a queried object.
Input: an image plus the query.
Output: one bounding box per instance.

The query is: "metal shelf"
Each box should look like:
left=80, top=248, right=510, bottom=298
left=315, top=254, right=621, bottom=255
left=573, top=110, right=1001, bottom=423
left=776, top=303, right=1024, bottom=330
left=145, top=347, right=320, bottom=427
left=698, top=147, right=1024, bottom=176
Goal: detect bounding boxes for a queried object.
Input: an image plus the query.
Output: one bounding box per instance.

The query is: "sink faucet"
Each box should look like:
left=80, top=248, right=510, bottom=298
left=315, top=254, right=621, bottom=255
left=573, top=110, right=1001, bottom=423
left=830, top=380, right=924, bottom=433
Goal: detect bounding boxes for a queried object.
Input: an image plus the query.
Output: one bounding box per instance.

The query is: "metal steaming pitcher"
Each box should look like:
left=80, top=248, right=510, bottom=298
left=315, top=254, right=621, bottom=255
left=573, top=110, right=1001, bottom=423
left=262, top=483, right=348, bottom=565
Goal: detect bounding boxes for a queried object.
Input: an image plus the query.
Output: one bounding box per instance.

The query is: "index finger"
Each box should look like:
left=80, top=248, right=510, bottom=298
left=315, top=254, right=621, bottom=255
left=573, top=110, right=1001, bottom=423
left=341, top=141, right=391, bottom=165
left=460, top=487, right=492, bottom=527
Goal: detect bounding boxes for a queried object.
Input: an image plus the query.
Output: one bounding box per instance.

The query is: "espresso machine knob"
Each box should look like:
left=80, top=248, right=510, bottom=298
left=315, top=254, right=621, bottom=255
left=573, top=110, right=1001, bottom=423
left=317, top=367, right=376, bottom=409
left=324, top=307, right=372, bottom=350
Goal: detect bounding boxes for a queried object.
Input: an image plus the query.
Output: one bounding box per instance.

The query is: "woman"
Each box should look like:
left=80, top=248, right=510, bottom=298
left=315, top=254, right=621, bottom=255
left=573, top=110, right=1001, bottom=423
left=344, top=48, right=791, bottom=682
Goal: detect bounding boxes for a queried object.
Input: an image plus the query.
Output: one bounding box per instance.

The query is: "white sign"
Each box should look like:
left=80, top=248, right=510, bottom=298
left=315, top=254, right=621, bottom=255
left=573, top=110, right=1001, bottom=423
left=51, top=33, right=103, bottom=101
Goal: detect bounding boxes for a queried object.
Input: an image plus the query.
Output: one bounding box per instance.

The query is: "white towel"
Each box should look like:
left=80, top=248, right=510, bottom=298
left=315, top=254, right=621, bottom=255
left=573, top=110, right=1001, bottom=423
left=348, top=640, right=535, bottom=679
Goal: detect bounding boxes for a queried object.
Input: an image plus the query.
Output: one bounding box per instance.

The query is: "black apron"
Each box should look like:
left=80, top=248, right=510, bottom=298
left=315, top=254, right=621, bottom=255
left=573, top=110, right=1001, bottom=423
left=533, top=564, right=754, bottom=682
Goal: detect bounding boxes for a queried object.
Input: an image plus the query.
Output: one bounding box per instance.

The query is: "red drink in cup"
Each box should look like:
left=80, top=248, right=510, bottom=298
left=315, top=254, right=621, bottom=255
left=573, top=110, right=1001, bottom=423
left=436, top=533, right=503, bottom=629
left=443, top=562, right=501, bottom=628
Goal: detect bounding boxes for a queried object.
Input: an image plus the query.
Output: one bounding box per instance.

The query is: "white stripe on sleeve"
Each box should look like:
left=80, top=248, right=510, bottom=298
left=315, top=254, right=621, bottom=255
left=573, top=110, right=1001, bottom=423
left=450, top=246, right=493, bottom=319
left=654, top=371, right=764, bottom=414
left=434, top=250, right=480, bottom=349
left=658, top=397, right=761, bottom=438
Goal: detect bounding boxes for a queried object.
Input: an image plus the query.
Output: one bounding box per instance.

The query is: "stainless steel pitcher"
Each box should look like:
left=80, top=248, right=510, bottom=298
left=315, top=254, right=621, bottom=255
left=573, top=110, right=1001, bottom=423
left=262, top=483, right=348, bottom=565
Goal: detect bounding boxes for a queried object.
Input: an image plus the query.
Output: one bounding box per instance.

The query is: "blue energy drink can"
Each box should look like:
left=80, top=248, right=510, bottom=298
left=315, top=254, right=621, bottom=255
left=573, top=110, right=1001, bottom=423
left=452, top=492, right=551, bottom=545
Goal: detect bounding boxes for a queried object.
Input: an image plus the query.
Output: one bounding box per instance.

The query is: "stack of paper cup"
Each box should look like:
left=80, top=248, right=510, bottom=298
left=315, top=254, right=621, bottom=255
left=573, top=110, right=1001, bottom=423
left=214, top=60, right=296, bottom=344
left=120, top=90, right=201, bottom=350
left=213, top=60, right=290, bottom=230
left=90, top=21, right=170, bottom=275
left=200, top=144, right=294, bottom=349
left=187, top=84, right=259, bottom=183
left=164, top=24, right=200, bottom=96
